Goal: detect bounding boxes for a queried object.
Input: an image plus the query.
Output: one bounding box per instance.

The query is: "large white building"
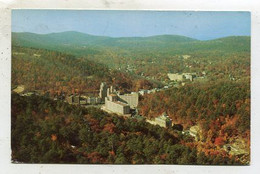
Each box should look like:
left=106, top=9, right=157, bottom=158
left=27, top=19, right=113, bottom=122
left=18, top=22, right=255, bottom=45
left=118, top=92, right=139, bottom=108
left=105, top=94, right=130, bottom=115
left=100, top=82, right=139, bottom=115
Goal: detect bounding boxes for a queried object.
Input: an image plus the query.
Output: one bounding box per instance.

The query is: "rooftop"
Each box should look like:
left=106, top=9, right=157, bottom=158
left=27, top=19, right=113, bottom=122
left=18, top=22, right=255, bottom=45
left=114, top=101, right=129, bottom=107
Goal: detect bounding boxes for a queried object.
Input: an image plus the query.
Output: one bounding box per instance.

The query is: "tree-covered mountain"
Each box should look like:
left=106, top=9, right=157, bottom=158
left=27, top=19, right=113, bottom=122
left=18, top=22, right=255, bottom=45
left=12, top=31, right=197, bottom=48
left=12, top=31, right=250, bottom=53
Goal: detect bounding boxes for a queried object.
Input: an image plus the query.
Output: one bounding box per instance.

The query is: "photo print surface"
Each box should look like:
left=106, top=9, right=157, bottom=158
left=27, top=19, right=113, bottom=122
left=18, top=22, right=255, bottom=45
left=11, top=10, right=250, bottom=164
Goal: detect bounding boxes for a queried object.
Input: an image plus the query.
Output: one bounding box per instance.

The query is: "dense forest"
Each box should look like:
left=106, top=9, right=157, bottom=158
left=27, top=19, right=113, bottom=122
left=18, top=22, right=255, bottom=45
left=139, top=79, right=250, bottom=156
left=11, top=93, right=241, bottom=164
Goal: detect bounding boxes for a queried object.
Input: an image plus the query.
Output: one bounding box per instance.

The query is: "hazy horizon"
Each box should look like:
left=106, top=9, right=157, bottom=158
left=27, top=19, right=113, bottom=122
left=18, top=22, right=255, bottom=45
left=12, top=30, right=251, bottom=41
left=12, top=10, right=250, bottom=40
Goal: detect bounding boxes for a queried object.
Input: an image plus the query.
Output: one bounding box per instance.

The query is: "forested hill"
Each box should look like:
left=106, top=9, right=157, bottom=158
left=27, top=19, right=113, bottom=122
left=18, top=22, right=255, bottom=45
left=11, top=93, right=242, bottom=164
left=12, top=32, right=250, bottom=55
left=12, top=31, right=197, bottom=48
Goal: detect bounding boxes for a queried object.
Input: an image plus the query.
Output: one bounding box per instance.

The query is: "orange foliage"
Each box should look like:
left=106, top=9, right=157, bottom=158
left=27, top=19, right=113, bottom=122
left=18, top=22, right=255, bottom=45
left=109, top=151, right=115, bottom=156
left=51, top=134, right=57, bottom=141
left=103, top=123, right=115, bottom=133
left=160, top=154, right=168, bottom=160
left=88, top=118, right=101, bottom=132
left=87, top=152, right=103, bottom=163
left=214, top=137, right=224, bottom=146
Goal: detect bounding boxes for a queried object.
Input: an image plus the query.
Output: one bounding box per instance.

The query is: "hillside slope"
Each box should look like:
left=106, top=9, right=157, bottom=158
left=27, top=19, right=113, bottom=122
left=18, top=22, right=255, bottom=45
left=11, top=93, right=242, bottom=164
left=12, top=46, right=158, bottom=96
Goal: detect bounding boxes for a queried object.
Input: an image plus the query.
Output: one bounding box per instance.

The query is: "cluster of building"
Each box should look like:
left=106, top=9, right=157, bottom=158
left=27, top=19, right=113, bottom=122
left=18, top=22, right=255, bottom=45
left=64, top=82, right=176, bottom=128
left=60, top=82, right=178, bottom=129
left=100, top=82, right=139, bottom=115
left=65, top=82, right=160, bottom=115
left=167, top=73, right=197, bottom=82
left=13, top=82, right=204, bottom=136
left=100, top=82, right=177, bottom=128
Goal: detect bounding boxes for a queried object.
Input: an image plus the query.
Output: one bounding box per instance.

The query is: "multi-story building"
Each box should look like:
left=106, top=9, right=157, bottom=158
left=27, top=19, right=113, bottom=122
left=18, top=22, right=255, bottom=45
left=105, top=94, right=130, bottom=115
left=118, top=92, right=139, bottom=108
left=101, top=83, right=138, bottom=115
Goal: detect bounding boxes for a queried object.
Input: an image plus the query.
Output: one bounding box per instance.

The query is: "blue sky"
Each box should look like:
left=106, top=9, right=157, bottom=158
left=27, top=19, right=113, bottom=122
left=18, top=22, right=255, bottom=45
left=12, top=10, right=250, bottom=40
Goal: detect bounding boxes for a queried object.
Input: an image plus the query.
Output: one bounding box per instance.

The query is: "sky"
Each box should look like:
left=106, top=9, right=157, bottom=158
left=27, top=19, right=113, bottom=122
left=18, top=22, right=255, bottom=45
left=12, top=10, right=250, bottom=40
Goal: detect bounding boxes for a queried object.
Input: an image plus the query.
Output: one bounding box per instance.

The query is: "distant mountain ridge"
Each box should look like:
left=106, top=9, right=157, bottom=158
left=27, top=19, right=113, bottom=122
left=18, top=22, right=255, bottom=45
left=12, top=31, right=198, bottom=40
left=12, top=31, right=198, bottom=48
left=12, top=31, right=250, bottom=57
